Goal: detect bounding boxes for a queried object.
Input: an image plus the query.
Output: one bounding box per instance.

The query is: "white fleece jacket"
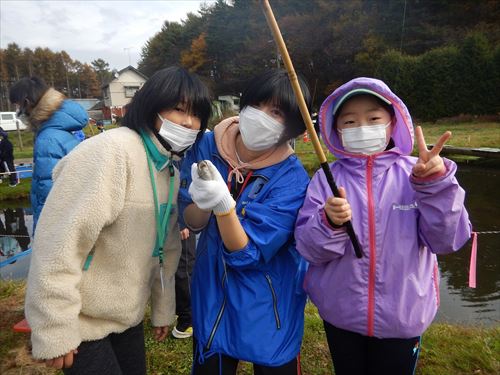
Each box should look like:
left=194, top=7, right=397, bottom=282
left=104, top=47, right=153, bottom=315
left=25, top=127, right=181, bottom=360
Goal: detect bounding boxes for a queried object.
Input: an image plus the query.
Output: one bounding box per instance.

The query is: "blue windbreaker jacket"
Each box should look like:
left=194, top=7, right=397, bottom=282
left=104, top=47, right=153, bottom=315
left=32, top=100, right=87, bottom=230
left=179, top=132, right=309, bottom=366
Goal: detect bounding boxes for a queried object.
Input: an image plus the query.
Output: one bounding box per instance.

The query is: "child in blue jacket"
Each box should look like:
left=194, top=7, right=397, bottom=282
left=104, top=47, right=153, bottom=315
left=179, top=70, right=312, bottom=374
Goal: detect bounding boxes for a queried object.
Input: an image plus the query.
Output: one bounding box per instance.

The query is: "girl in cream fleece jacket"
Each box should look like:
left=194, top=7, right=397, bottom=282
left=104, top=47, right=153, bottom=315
left=25, top=66, right=212, bottom=373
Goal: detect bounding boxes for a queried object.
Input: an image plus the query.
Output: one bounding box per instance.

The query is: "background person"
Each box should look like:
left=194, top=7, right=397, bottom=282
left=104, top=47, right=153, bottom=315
left=9, top=77, right=87, bottom=230
left=0, top=128, right=19, bottom=186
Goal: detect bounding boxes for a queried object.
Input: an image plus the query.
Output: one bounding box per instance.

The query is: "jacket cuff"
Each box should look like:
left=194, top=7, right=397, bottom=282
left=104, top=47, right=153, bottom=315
left=30, top=326, right=81, bottom=360
left=321, top=209, right=345, bottom=232
left=411, top=161, right=450, bottom=184
left=213, top=194, right=236, bottom=215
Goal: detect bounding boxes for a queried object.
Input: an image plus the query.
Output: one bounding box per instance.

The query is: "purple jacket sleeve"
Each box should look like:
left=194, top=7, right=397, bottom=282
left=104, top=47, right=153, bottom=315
left=295, top=168, right=349, bottom=265
left=411, top=158, right=471, bottom=254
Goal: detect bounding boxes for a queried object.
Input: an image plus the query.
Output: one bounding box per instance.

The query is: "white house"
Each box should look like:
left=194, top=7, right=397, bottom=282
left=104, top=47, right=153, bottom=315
left=218, top=95, right=240, bottom=112
left=102, top=66, right=147, bottom=119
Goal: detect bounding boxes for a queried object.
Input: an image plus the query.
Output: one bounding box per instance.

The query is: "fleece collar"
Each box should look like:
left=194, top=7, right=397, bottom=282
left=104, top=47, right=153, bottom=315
left=140, top=131, right=173, bottom=171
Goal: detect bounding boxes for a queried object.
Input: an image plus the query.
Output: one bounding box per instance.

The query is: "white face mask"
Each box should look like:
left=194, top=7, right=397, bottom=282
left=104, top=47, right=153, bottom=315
left=239, top=106, right=284, bottom=151
left=157, top=114, right=200, bottom=152
left=339, top=122, right=391, bottom=155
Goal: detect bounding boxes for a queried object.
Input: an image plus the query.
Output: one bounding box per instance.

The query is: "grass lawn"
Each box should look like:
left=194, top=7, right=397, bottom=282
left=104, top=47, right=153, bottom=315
left=415, top=121, right=500, bottom=149
left=0, top=281, right=499, bottom=375
left=0, top=178, right=31, bottom=202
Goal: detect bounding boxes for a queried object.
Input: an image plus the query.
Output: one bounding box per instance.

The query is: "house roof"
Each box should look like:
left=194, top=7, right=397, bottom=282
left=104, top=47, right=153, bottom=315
left=89, top=100, right=104, bottom=110
left=101, top=66, right=148, bottom=89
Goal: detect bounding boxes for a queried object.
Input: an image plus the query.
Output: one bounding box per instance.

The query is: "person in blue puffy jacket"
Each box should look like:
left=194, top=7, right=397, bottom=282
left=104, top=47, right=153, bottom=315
left=9, top=77, right=87, bottom=230
left=179, top=70, right=312, bottom=374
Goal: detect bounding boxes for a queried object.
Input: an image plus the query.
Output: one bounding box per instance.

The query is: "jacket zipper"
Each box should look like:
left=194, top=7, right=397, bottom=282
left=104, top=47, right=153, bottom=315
left=206, top=272, right=227, bottom=350
left=366, top=156, right=377, bottom=337
left=265, top=274, right=281, bottom=329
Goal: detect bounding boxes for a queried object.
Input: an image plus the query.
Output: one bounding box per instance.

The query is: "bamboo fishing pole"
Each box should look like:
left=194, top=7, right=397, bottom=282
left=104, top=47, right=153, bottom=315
left=261, top=0, right=363, bottom=258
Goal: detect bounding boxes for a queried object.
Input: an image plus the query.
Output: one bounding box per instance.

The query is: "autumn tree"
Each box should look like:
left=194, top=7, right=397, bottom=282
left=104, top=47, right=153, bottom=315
left=180, top=32, right=208, bottom=73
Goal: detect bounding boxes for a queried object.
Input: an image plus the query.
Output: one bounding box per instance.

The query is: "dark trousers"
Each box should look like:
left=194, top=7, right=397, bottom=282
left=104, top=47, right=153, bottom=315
left=192, top=339, right=301, bottom=375
left=63, top=322, right=146, bottom=375
left=323, top=321, right=421, bottom=375
left=175, top=232, right=196, bottom=328
left=1, top=160, right=17, bottom=185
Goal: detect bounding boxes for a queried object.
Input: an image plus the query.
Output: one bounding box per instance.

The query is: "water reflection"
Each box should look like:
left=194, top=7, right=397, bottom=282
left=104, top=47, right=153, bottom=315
left=435, top=165, right=500, bottom=326
left=0, top=206, right=33, bottom=279
left=0, top=163, right=498, bottom=325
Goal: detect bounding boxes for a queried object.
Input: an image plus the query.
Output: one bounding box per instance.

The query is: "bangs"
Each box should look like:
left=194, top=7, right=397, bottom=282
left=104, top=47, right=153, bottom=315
left=240, top=70, right=301, bottom=113
left=177, top=78, right=212, bottom=122
left=123, top=66, right=212, bottom=133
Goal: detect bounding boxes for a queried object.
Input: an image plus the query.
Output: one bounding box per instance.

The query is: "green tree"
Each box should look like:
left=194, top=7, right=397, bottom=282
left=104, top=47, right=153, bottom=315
left=91, top=58, right=112, bottom=86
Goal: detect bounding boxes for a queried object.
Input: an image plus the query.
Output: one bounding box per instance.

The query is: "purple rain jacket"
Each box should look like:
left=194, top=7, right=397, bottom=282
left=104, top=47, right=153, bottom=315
left=295, top=77, right=471, bottom=339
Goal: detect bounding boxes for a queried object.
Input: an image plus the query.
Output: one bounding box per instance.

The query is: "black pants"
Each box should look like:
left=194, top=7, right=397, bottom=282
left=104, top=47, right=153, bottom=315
left=63, top=322, right=146, bottom=375
left=1, top=159, right=17, bottom=185
left=323, top=321, right=420, bottom=375
left=193, top=337, right=301, bottom=375
left=175, top=232, right=196, bottom=328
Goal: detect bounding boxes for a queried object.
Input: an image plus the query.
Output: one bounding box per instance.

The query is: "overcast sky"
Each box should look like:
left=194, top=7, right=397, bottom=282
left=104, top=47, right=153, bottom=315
left=1, top=0, right=216, bottom=70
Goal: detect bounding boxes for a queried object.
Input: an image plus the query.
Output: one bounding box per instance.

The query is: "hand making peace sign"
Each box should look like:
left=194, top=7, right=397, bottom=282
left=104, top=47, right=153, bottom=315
left=412, top=126, right=451, bottom=178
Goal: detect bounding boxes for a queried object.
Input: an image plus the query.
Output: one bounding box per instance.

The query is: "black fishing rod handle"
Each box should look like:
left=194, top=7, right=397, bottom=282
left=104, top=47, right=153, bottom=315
left=320, top=162, right=363, bottom=258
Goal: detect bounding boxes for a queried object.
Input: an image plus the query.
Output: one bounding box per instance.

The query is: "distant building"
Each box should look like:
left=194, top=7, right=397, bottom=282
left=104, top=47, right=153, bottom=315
left=218, top=95, right=240, bottom=113
left=72, top=98, right=101, bottom=120
left=102, top=66, right=148, bottom=119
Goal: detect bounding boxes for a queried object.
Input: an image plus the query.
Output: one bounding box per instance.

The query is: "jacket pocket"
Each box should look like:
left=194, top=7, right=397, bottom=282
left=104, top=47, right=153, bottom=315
left=265, top=273, right=281, bottom=329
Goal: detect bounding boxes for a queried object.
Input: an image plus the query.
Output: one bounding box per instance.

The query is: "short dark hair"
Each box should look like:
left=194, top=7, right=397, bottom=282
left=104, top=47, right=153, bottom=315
left=9, top=77, right=49, bottom=110
left=122, top=66, right=212, bottom=135
left=240, top=69, right=312, bottom=142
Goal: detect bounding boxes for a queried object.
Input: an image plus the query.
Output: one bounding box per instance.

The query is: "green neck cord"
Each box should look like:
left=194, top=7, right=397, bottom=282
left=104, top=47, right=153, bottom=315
left=142, top=137, right=175, bottom=265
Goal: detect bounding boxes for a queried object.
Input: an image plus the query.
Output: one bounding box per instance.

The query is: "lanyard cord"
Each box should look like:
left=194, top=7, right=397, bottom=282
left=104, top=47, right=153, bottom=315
left=143, top=140, right=175, bottom=265
left=227, top=167, right=254, bottom=201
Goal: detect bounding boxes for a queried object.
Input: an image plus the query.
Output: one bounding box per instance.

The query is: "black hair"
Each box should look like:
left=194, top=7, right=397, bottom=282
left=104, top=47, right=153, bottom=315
left=9, top=77, right=49, bottom=113
left=122, top=66, right=211, bottom=136
left=239, top=69, right=312, bottom=142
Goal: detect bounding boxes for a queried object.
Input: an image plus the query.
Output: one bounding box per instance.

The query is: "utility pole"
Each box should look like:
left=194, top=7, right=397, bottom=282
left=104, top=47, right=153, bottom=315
left=124, top=47, right=133, bottom=66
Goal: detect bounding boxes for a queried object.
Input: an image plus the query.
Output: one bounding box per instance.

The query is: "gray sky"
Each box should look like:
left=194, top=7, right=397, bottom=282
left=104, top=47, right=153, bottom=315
left=0, top=0, right=216, bottom=70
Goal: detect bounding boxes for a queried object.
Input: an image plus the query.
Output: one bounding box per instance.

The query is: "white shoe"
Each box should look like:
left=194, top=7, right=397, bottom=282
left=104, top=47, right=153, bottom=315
left=172, top=325, right=193, bottom=339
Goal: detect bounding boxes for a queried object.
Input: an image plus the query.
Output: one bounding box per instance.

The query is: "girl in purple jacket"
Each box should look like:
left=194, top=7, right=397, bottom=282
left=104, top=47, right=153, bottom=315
left=295, top=77, right=471, bottom=375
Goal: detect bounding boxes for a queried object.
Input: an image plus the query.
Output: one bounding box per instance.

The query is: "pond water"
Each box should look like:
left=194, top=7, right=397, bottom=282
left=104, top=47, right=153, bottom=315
left=0, top=164, right=498, bottom=326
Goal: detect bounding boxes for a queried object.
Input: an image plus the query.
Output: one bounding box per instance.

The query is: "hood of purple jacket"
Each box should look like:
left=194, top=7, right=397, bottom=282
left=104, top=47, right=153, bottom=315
left=319, top=77, right=414, bottom=158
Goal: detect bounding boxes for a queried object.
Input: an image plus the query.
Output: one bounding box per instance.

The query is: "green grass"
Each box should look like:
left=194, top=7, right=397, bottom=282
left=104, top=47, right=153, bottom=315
left=10, top=130, right=34, bottom=160
left=0, top=281, right=498, bottom=375
left=0, top=178, right=31, bottom=202
left=416, top=121, right=500, bottom=149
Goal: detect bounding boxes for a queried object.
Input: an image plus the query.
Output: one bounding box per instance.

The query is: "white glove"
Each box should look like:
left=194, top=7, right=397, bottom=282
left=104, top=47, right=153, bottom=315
left=188, top=160, right=235, bottom=215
